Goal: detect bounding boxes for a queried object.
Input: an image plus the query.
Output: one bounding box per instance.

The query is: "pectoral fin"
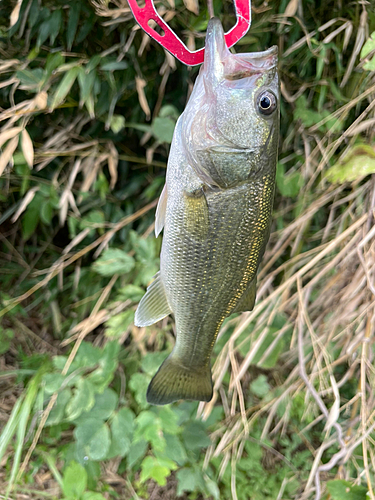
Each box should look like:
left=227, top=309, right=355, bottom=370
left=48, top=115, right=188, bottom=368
left=232, top=278, right=257, bottom=314
left=134, top=272, right=172, bottom=327
left=155, top=184, right=168, bottom=237
left=183, top=187, right=209, bottom=241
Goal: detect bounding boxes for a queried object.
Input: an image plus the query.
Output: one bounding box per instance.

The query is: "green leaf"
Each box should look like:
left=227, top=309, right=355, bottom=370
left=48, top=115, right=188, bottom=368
left=74, top=419, right=111, bottom=461
left=100, top=60, right=128, bottom=71
left=16, top=68, right=44, bottom=90
left=82, top=493, right=106, bottom=500
left=129, top=372, right=151, bottom=409
left=85, top=388, right=118, bottom=421
left=141, top=352, right=168, bottom=377
left=176, top=467, right=205, bottom=496
left=105, top=310, right=134, bottom=338
left=50, top=66, right=80, bottom=110
left=92, top=248, right=135, bottom=277
left=151, top=116, right=176, bottom=143
left=127, top=439, right=148, bottom=469
left=48, top=9, right=62, bottom=45
left=164, top=434, right=188, bottom=465
left=250, top=375, right=270, bottom=398
left=62, top=462, right=87, bottom=498
left=109, top=114, right=126, bottom=134
left=87, top=423, right=111, bottom=460
left=46, top=389, right=71, bottom=426
left=327, top=480, right=368, bottom=500
left=325, top=145, right=375, bottom=183
left=276, top=163, right=304, bottom=198
left=67, top=1, right=81, bottom=50
left=116, top=284, right=144, bottom=302
left=77, top=68, right=96, bottom=107
left=361, top=31, right=375, bottom=71
left=22, top=203, right=40, bottom=241
left=140, top=455, right=177, bottom=486
left=181, top=421, right=211, bottom=451
left=107, top=408, right=135, bottom=458
left=65, top=378, right=96, bottom=421
left=134, top=411, right=165, bottom=451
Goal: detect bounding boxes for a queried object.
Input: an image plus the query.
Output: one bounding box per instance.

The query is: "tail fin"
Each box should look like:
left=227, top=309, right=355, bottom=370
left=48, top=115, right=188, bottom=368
left=146, top=353, right=213, bottom=406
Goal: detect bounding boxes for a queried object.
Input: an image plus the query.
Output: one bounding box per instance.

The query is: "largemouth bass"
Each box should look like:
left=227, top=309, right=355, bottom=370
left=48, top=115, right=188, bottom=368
left=135, top=18, right=279, bottom=405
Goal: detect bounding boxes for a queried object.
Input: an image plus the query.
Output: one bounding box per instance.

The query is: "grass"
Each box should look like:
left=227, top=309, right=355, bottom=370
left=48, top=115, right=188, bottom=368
left=0, top=0, right=375, bottom=499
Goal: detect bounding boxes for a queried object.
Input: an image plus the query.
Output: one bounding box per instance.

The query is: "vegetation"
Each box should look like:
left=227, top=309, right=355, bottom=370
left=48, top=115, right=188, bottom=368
left=1, top=0, right=375, bottom=498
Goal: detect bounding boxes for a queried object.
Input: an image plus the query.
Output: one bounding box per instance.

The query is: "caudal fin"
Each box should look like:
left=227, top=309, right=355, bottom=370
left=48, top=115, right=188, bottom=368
left=146, top=353, right=213, bottom=406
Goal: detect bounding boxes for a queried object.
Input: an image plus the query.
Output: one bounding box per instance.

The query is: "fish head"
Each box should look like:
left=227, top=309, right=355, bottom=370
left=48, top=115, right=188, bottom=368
left=202, top=18, right=279, bottom=152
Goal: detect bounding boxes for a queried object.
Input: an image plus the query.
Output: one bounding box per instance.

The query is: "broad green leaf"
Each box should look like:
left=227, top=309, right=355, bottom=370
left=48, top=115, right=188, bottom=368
left=140, top=455, right=177, bottom=486
left=43, top=373, right=65, bottom=393
left=164, top=434, right=188, bottom=465
left=105, top=310, right=134, bottom=338
left=127, top=439, right=148, bottom=469
left=62, top=462, right=87, bottom=498
left=151, top=116, right=175, bottom=143
left=176, top=467, right=205, bottom=496
left=140, top=352, right=168, bottom=377
left=92, top=248, right=135, bottom=277
left=134, top=411, right=165, bottom=451
left=50, top=66, right=80, bottom=110
left=83, top=388, right=118, bottom=421
left=82, top=493, right=106, bottom=500
left=116, top=284, right=144, bottom=302
left=87, top=423, right=111, bottom=460
left=250, top=375, right=270, bottom=398
left=16, top=68, right=44, bottom=90
left=325, top=145, right=375, bottom=183
left=129, top=372, right=151, bottom=409
left=276, top=163, right=304, bottom=198
left=86, top=342, right=120, bottom=392
left=46, top=389, right=71, bottom=426
left=109, top=114, right=126, bottom=134
left=65, top=378, right=96, bottom=421
left=327, top=480, right=368, bottom=500
left=22, top=201, right=40, bottom=241
left=67, top=1, right=81, bottom=50
left=181, top=421, right=211, bottom=451
left=107, top=408, right=135, bottom=458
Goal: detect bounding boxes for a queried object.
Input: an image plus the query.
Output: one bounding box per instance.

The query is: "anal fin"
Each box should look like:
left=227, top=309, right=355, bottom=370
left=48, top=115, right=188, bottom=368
left=155, top=184, right=168, bottom=237
left=134, top=272, right=171, bottom=327
left=232, top=278, right=257, bottom=314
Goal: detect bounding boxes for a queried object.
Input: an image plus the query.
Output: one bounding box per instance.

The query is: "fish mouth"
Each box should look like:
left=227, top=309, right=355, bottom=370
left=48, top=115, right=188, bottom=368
left=223, top=46, right=278, bottom=80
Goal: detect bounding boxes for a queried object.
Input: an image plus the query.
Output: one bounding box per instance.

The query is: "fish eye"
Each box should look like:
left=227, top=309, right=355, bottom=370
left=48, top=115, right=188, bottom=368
left=257, top=90, right=277, bottom=116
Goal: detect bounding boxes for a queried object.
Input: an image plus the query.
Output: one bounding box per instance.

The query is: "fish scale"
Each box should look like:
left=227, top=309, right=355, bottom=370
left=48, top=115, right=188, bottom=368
left=135, top=18, right=279, bottom=405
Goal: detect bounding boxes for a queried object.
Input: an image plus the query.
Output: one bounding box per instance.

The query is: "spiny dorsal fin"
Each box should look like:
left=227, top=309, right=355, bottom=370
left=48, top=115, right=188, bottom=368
left=147, top=351, right=213, bottom=405
left=134, top=272, right=171, bottom=327
left=155, top=184, right=168, bottom=237
left=183, top=187, right=209, bottom=242
left=232, top=278, right=257, bottom=314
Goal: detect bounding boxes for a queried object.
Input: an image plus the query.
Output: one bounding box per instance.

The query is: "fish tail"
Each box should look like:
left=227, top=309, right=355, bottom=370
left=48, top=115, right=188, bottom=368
left=146, top=352, right=213, bottom=405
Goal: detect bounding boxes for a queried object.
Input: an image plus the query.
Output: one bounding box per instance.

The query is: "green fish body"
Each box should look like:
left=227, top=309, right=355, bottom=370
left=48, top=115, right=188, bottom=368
left=135, top=18, right=279, bottom=405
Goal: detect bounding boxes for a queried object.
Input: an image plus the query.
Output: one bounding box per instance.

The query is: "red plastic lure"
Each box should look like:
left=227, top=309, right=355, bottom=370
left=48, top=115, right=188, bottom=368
left=127, top=0, right=252, bottom=66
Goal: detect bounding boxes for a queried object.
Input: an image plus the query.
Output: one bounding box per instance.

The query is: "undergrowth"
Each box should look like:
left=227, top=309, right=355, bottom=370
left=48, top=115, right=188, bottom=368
left=1, top=0, right=375, bottom=499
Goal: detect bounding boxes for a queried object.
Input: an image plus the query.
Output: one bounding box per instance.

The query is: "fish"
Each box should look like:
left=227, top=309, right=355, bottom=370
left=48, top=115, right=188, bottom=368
left=134, top=17, right=279, bottom=405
